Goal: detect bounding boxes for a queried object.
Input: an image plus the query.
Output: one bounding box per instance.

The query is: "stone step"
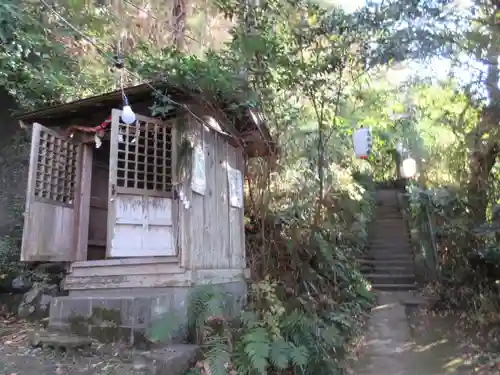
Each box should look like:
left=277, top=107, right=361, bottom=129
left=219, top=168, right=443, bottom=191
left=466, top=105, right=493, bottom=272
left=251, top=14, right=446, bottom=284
left=373, top=215, right=403, bottom=220
left=363, top=248, right=411, bottom=254
left=370, top=235, right=410, bottom=240
left=372, top=217, right=406, bottom=222
left=370, top=226, right=408, bottom=232
left=365, top=253, right=413, bottom=262
left=370, top=246, right=412, bottom=252
left=368, top=239, right=411, bottom=247
left=370, top=236, right=410, bottom=242
left=362, top=255, right=414, bottom=262
left=137, top=345, right=200, bottom=375
left=373, top=210, right=401, bottom=215
left=369, top=250, right=413, bottom=255
left=370, top=248, right=413, bottom=252
left=370, top=223, right=408, bottom=229
left=29, top=329, right=93, bottom=350
left=359, top=259, right=414, bottom=266
left=31, top=329, right=201, bottom=375
left=371, top=217, right=406, bottom=222
left=370, top=242, right=412, bottom=248
left=361, top=265, right=414, bottom=274
left=370, top=226, right=408, bottom=230
left=371, top=283, right=417, bottom=291
left=368, top=254, right=414, bottom=260
left=364, top=274, right=415, bottom=284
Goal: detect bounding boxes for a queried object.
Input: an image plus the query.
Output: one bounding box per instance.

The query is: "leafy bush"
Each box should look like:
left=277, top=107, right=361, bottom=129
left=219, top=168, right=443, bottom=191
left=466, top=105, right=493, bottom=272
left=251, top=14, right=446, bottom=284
left=177, top=276, right=373, bottom=375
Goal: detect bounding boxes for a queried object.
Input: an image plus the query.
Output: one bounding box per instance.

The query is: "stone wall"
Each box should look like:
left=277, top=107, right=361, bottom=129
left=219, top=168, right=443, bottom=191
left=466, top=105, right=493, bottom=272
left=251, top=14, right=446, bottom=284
left=48, top=281, right=247, bottom=346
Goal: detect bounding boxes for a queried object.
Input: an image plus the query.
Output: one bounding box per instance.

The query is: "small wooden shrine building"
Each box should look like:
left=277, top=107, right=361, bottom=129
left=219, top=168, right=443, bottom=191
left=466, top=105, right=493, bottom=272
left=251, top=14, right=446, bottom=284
left=16, top=83, right=274, bottom=342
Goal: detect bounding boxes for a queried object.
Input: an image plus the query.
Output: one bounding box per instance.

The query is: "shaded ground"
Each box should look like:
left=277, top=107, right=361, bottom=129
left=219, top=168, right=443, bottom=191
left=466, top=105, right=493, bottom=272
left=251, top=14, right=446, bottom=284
left=350, top=291, right=500, bottom=375
left=4, top=294, right=500, bottom=375
left=0, top=318, right=143, bottom=375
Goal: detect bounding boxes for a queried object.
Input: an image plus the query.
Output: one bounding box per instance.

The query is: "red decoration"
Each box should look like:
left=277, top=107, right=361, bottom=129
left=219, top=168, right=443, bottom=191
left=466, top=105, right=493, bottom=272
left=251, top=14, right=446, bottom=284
left=66, top=116, right=112, bottom=137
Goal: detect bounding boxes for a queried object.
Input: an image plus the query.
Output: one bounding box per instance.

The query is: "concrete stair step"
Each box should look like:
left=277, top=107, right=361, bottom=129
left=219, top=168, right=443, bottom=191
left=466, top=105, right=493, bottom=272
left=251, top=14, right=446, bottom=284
left=373, top=216, right=404, bottom=221
left=369, top=242, right=411, bottom=247
left=371, top=283, right=417, bottom=291
left=364, top=274, right=415, bottom=282
left=370, top=226, right=408, bottom=230
left=367, top=250, right=413, bottom=256
left=368, top=254, right=414, bottom=260
left=369, top=246, right=413, bottom=254
left=370, top=245, right=413, bottom=250
left=359, top=259, right=414, bottom=266
left=370, top=224, right=408, bottom=229
left=29, top=329, right=92, bottom=350
left=372, top=218, right=406, bottom=222
left=370, top=226, right=408, bottom=232
left=370, top=238, right=410, bottom=243
left=371, top=218, right=406, bottom=222
left=370, top=237, right=411, bottom=242
left=360, top=265, right=414, bottom=274
left=369, top=243, right=412, bottom=248
left=370, top=252, right=413, bottom=257
left=362, top=255, right=414, bottom=261
left=369, top=250, right=413, bottom=256
left=370, top=237, right=410, bottom=242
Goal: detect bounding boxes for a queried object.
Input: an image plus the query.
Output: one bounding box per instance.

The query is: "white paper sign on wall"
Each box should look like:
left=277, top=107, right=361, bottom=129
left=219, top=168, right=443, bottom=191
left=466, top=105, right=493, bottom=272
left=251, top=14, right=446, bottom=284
left=227, top=165, right=243, bottom=208
left=191, top=145, right=206, bottom=195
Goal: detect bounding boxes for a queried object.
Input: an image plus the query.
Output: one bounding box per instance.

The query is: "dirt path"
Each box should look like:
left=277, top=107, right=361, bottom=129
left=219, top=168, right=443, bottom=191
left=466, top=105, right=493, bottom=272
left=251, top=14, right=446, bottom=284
left=0, top=319, right=141, bottom=375
left=351, top=291, right=500, bottom=375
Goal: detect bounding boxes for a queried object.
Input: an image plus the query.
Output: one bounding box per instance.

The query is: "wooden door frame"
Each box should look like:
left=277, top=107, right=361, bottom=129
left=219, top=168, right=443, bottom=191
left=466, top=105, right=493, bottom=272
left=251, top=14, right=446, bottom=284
left=74, top=144, right=93, bottom=261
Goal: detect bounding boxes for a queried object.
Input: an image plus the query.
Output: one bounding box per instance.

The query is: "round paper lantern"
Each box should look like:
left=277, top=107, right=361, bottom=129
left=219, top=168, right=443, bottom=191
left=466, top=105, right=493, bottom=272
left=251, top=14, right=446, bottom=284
left=353, top=127, right=372, bottom=159
left=400, top=157, right=417, bottom=178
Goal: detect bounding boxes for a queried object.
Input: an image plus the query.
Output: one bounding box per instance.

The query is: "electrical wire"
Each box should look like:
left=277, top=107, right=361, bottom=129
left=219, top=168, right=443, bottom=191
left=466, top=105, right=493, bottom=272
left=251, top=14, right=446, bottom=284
left=37, top=0, right=273, bottom=152
left=121, top=0, right=203, bottom=46
left=38, top=0, right=224, bottom=133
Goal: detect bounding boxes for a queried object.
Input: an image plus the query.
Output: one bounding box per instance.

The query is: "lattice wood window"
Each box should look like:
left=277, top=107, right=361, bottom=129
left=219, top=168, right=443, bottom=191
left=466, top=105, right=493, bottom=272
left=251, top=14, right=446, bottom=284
left=117, top=119, right=173, bottom=192
left=34, top=130, right=78, bottom=205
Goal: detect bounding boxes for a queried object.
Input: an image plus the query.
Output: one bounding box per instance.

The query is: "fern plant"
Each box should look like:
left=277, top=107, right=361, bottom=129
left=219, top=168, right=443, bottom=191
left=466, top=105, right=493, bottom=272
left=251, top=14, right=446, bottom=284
left=178, top=276, right=369, bottom=375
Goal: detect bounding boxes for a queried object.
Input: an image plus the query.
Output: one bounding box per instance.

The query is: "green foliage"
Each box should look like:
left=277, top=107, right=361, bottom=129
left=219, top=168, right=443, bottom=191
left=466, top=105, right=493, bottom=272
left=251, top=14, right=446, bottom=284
left=169, top=277, right=372, bottom=375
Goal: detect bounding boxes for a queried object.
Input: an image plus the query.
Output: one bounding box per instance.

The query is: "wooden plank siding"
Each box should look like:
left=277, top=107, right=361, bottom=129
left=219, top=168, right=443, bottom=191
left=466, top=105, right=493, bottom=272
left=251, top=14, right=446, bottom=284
left=184, top=116, right=246, bottom=270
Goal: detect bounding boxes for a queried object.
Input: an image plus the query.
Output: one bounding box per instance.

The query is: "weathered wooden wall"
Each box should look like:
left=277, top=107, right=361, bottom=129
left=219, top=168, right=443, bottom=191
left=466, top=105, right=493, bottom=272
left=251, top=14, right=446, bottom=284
left=178, top=115, right=246, bottom=270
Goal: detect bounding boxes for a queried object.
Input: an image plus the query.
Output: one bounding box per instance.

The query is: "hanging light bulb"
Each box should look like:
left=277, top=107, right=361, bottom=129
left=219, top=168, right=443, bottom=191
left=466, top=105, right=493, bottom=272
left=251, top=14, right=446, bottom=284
left=121, top=95, right=136, bottom=124
left=400, top=157, right=417, bottom=178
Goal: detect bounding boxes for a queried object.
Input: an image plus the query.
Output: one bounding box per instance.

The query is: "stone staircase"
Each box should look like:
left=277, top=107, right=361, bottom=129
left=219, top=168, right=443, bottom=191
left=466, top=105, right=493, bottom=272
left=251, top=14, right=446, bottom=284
left=361, top=189, right=416, bottom=291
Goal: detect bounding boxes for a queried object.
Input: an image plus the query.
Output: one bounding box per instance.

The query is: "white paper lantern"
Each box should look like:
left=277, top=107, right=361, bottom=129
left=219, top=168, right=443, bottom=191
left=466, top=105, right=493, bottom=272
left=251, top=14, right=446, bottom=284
left=400, top=157, right=417, bottom=178
left=353, top=128, right=372, bottom=159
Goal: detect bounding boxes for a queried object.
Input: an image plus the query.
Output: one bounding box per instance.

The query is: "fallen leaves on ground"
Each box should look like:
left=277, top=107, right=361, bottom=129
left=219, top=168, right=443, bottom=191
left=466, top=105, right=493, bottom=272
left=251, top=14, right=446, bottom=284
left=0, top=319, right=143, bottom=375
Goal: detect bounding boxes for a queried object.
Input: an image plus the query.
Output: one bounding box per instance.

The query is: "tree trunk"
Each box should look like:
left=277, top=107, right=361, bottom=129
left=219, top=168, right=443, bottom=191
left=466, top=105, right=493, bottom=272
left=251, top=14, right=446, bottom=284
left=467, top=147, right=497, bottom=225
left=172, top=0, right=186, bottom=50
left=466, top=32, right=500, bottom=227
